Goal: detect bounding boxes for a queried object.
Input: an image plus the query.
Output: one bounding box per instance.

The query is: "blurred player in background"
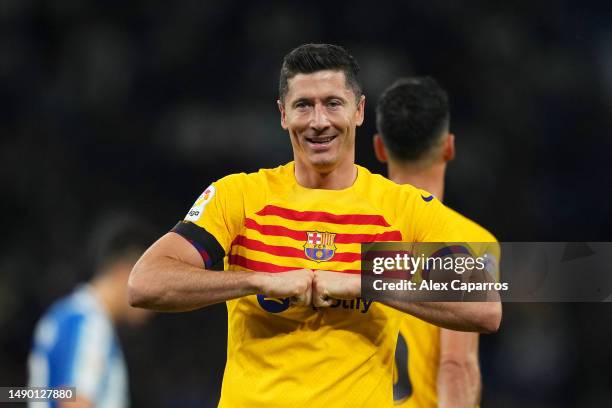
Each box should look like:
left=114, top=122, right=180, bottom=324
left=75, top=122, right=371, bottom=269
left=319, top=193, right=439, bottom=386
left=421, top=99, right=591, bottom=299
left=374, top=77, right=500, bottom=407
left=129, top=44, right=500, bottom=407
left=28, top=214, right=155, bottom=408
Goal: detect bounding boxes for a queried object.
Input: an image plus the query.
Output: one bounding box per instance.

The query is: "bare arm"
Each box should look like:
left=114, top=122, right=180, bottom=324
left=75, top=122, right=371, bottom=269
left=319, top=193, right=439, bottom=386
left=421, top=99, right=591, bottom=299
left=128, top=232, right=313, bottom=312
left=437, top=329, right=481, bottom=408
left=383, top=299, right=501, bottom=334
left=376, top=251, right=502, bottom=333
left=313, top=271, right=501, bottom=333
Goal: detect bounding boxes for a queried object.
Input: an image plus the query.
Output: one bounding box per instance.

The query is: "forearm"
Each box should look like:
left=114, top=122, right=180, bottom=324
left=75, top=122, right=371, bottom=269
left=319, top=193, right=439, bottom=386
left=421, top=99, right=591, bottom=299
left=381, top=300, right=501, bottom=333
left=129, top=255, right=260, bottom=312
left=437, top=357, right=481, bottom=408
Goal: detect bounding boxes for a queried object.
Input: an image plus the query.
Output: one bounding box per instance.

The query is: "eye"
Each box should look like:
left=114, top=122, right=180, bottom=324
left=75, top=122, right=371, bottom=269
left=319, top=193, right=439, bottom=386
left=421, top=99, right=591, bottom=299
left=294, top=100, right=310, bottom=109
left=327, top=100, right=342, bottom=109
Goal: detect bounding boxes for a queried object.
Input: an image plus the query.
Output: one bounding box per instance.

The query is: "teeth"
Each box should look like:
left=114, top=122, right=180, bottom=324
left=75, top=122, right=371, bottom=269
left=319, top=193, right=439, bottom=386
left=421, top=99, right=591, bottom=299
left=309, top=137, right=334, bottom=143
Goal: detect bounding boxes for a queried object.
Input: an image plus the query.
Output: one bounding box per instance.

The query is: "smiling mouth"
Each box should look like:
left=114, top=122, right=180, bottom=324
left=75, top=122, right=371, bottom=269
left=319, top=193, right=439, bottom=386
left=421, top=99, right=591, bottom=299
left=305, top=135, right=337, bottom=145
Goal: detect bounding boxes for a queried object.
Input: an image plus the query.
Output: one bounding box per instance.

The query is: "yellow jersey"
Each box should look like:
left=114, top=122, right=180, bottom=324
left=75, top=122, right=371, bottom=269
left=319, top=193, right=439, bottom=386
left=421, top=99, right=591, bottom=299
left=393, top=207, right=500, bottom=407
left=173, top=162, right=463, bottom=408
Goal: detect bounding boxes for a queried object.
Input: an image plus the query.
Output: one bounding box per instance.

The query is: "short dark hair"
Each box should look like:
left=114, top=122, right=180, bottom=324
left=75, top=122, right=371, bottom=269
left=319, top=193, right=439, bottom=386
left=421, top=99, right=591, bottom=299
left=279, top=43, right=362, bottom=103
left=87, top=212, right=157, bottom=275
left=376, top=76, right=450, bottom=161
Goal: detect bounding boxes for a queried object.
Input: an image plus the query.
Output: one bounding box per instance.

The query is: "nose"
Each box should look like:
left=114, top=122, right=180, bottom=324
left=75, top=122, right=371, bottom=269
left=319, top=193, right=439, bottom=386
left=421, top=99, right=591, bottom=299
left=310, top=103, right=330, bottom=131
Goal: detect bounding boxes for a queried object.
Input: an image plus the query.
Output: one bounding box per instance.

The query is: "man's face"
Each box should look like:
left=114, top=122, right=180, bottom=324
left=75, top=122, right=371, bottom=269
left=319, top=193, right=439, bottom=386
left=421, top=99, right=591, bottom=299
left=279, top=70, right=365, bottom=172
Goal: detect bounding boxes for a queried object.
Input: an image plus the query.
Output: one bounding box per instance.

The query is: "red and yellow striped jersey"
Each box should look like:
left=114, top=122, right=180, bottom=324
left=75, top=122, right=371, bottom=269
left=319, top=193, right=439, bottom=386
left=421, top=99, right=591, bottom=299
left=175, top=162, right=463, bottom=407
left=393, top=208, right=499, bottom=407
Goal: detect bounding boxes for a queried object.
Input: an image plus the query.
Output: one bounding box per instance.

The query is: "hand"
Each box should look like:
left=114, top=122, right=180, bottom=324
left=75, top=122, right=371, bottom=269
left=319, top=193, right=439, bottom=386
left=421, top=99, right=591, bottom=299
left=312, top=270, right=361, bottom=308
left=256, top=269, right=314, bottom=306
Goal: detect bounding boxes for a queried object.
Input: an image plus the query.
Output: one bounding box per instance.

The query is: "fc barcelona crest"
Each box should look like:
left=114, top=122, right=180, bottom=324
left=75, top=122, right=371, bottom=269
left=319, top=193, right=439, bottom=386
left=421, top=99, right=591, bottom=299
left=304, top=231, right=337, bottom=262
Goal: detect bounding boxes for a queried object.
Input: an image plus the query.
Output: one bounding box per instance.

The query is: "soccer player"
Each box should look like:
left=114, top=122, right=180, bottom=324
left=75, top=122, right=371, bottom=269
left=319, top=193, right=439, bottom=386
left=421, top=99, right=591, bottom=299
left=129, top=44, right=501, bottom=406
left=28, top=215, right=154, bottom=408
left=374, top=76, right=500, bottom=407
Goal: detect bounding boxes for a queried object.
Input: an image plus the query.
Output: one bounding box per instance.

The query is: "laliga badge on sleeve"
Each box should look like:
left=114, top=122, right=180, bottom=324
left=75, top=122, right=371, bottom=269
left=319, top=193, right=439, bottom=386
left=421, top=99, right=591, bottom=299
left=185, top=185, right=216, bottom=222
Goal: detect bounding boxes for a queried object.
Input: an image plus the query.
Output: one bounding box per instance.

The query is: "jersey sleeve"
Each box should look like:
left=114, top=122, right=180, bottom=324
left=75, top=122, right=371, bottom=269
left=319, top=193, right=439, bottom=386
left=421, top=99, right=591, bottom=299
left=411, top=196, right=503, bottom=284
left=172, top=175, right=246, bottom=268
left=404, top=190, right=463, bottom=243
left=481, top=241, right=501, bottom=282
left=449, top=208, right=501, bottom=283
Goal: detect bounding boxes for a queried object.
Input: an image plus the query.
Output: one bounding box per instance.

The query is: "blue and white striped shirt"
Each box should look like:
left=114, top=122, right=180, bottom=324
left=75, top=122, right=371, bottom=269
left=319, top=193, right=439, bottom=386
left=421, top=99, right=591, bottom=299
left=28, top=285, right=128, bottom=408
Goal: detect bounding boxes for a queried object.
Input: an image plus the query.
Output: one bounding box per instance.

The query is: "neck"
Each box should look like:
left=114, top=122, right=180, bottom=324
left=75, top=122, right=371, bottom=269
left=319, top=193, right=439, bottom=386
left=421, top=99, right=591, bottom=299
left=90, top=273, right=124, bottom=323
left=294, top=158, right=357, bottom=190
left=387, top=159, right=446, bottom=202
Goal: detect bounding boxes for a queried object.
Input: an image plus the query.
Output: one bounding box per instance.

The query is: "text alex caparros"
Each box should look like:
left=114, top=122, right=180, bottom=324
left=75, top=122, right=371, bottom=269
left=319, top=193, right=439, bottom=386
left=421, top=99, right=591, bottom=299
left=370, top=253, right=508, bottom=292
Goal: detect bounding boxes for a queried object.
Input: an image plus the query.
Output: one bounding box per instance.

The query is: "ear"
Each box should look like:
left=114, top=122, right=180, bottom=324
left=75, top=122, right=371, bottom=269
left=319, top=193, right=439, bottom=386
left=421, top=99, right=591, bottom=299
left=355, top=95, right=366, bottom=126
left=278, top=100, right=288, bottom=130
left=373, top=134, right=388, bottom=163
left=443, top=133, right=455, bottom=162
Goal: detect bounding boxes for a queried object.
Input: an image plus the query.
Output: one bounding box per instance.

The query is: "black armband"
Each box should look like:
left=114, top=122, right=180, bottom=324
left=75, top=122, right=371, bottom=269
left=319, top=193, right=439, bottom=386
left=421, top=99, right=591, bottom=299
left=171, top=221, right=225, bottom=269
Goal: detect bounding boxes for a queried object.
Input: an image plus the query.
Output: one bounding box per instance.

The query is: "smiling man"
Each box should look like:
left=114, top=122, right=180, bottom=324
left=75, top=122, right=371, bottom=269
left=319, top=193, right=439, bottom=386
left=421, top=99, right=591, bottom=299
left=280, top=66, right=362, bottom=188
left=128, top=44, right=501, bottom=407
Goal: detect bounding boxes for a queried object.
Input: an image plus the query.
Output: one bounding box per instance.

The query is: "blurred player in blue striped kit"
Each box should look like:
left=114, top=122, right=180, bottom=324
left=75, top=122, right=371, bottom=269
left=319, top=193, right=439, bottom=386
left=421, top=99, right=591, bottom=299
left=28, top=214, right=155, bottom=408
left=374, top=77, right=500, bottom=407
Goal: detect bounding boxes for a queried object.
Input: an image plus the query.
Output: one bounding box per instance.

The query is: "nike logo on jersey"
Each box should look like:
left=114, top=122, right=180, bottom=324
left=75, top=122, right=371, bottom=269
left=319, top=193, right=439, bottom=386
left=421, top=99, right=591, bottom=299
left=421, top=194, right=434, bottom=202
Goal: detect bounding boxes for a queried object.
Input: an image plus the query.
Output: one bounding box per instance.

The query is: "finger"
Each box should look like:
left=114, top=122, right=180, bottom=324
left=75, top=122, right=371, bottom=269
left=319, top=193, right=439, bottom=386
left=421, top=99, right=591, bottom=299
left=290, top=294, right=307, bottom=306
left=303, top=283, right=312, bottom=306
left=313, top=294, right=335, bottom=308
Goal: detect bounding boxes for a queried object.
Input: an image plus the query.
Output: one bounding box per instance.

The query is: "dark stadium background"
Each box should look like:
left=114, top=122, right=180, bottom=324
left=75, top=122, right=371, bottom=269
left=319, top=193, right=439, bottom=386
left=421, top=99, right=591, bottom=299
left=2, top=1, right=611, bottom=407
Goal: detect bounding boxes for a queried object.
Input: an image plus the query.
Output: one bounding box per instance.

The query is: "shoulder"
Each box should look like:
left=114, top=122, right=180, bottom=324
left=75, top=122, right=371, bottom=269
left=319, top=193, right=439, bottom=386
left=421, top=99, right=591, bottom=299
left=215, top=162, right=293, bottom=191
left=356, top=165, right=396, bottom=192
left=445, top=207, right=497, bottom=243
left=356, top=165, right=428, bottom=201
left=354, top=165, right=444, bottom=223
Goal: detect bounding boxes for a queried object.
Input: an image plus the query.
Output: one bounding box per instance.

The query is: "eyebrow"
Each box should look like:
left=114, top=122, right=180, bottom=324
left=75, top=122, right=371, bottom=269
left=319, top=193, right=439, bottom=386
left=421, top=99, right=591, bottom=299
left=290, top=95, right=348, bottom=106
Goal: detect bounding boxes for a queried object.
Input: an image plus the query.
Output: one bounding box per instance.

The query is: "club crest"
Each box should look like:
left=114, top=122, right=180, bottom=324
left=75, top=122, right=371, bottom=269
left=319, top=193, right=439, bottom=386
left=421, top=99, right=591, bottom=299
left=304, top=231, right=337, bottom=262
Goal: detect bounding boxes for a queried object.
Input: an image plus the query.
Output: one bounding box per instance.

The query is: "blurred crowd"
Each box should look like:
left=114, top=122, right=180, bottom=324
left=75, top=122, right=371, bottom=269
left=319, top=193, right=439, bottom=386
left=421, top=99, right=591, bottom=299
left=1, top=1, right=611, bottom=406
